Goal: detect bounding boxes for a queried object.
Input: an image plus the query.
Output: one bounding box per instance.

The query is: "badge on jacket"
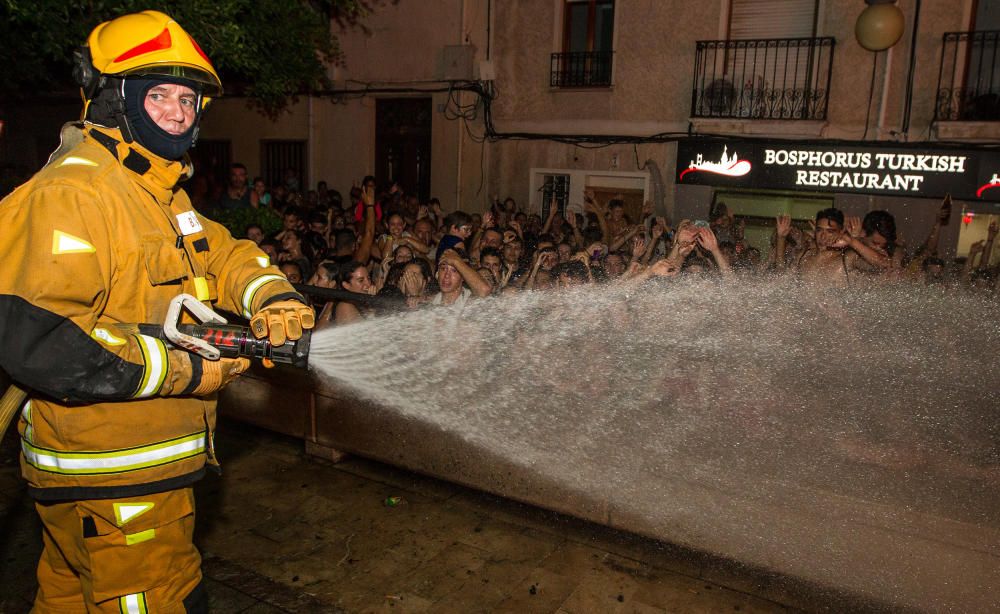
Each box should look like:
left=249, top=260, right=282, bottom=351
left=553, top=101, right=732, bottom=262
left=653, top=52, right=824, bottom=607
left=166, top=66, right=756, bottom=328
left=176, top=211, right=203, bottom=236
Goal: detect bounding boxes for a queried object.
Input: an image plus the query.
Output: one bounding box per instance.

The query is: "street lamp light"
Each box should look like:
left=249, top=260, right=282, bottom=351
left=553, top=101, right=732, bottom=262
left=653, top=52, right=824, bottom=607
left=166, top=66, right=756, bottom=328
left=855, top=0, right=905, bottom=51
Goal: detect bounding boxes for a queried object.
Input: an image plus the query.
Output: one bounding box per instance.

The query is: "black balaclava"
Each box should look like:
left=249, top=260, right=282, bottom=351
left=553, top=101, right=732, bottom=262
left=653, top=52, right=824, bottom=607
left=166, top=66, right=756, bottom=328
left=123, top=77, right=202, bottom=161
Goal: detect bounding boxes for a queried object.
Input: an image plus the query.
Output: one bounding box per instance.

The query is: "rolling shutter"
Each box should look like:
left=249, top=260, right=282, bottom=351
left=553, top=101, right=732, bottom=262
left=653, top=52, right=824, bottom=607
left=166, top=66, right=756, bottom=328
left=729, top=0, right=818, bottom=39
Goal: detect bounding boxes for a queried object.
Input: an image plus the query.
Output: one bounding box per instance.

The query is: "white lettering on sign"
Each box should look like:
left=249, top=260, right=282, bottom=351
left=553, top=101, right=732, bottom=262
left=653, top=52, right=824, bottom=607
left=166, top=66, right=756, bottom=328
left=764, top=149, right=872, bottom=169
left=794, top=170, right=926, bottom=192
left=767, top=148, right=966, bottom=194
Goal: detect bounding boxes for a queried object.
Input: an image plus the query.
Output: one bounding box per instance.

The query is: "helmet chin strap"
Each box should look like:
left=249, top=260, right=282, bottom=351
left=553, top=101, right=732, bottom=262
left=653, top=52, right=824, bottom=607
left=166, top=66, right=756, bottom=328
left=189, top=91, right=204, bottom=149
left=85, top=77, right=134, bottom=143
left=114, top=78, right=135, bottom=143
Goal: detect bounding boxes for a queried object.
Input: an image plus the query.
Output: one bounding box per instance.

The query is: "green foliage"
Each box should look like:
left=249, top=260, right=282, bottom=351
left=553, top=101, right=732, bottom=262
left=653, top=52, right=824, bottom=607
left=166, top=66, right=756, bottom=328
left=0, top=0, right=385, bottom=116
left=205, top=205, right=282, bottom=239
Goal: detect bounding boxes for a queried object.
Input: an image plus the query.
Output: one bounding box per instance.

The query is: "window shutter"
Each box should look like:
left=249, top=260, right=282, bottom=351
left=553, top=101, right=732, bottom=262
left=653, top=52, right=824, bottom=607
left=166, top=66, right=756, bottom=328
left=729, top=0, right=817, bottom=39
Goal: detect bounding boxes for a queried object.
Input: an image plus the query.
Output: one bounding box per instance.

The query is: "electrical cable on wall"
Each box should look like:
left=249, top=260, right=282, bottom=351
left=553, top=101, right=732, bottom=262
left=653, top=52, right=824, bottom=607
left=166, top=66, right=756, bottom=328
left=900, top=0, right=922, bottom=138
left=313, top=78, right=1000, bottom=151
left=861, top=52, right=879, bottom=140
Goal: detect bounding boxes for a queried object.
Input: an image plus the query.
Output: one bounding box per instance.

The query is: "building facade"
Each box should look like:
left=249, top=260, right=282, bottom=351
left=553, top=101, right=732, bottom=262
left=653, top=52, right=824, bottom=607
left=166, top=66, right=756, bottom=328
left=4, top=1, right=998, bottom=258
left=479, top=0, right=1000, bottom=258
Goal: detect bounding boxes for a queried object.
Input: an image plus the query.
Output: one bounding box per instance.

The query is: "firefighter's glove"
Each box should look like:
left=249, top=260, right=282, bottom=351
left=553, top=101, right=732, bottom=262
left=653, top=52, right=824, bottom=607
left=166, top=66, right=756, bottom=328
left=250, top=300, right=315, bottom=347
left=192, top=356, right=251, bottom=395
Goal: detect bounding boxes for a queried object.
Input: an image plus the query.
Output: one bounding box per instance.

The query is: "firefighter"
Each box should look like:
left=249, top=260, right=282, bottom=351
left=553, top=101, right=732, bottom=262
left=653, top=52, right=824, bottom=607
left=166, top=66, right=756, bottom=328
left=0, top=11, right=314, bottom=613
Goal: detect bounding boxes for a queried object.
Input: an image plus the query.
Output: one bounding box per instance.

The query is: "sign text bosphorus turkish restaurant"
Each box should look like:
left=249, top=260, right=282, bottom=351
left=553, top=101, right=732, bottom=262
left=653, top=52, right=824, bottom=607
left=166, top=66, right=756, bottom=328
left=676, top=138, right=1000, bottom=202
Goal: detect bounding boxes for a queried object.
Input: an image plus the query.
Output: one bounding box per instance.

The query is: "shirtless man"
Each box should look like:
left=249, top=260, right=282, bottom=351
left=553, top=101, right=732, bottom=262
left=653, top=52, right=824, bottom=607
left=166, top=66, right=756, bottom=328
left=776, top=208, right=852, bottom=286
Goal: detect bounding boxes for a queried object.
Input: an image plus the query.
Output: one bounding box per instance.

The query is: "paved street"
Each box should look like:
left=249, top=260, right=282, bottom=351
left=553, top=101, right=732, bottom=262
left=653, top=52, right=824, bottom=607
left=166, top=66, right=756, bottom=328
left=1, top=420, right=825, bottom=613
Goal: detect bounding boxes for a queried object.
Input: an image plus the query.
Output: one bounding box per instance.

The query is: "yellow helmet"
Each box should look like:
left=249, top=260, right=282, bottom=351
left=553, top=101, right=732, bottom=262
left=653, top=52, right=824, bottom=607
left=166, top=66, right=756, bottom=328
left=75, top=10, right=222, bottom=106
left=74, top=11, right=222, bottom=158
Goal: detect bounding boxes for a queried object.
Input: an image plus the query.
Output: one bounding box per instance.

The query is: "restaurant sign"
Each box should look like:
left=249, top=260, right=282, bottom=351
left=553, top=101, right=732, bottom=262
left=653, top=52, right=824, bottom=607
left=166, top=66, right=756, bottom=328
left=676, top=138, right=1000, bottom=202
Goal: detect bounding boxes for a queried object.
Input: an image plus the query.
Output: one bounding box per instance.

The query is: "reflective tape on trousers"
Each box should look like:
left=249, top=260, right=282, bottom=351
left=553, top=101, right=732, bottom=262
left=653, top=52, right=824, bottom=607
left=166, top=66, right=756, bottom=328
left=22, top=431, right=206, bottom=475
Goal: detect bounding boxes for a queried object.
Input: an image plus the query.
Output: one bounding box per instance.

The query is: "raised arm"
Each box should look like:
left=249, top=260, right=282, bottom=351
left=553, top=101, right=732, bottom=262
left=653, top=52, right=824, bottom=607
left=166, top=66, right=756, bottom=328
left=696, top=226, right=732, bottom=277
left=837, top=216, right=893, bottom=271
left=610, top=224, right=641, bottom=253
left=440, top=249, right=492, bottom=298
left=566, top=206, right=585, bottom=250
left=912, top=195, right=951, bottom=262
left=982, top=220, right=998, bottom=268
left=963, top=240, right=985, bottom=281
left=774, top=214, right=791, bottom=270
left=541, top=196, right=559, bottom=235
left=666, top=221, right=698, bottom=270
left=641, top=220, right=666, bottom=265
left=523, top=250, right=547, bottom=291
left=353, top=184, right=377, bottom=264
left=469, top=211, right=492, bottom=263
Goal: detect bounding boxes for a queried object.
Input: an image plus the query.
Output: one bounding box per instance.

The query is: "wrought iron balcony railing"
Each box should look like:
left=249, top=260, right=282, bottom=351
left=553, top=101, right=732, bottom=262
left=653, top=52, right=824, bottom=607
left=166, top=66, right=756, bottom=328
left=691, top=37, right=835, bottom=120
left=550, top=51, right=614, bottom=88
left=935, top=30, right=1000, bottom=121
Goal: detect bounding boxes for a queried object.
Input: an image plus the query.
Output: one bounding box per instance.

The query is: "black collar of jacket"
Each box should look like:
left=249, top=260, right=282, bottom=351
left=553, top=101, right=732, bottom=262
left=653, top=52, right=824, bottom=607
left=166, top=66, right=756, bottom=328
left=88, top=128, right=153, bottom=175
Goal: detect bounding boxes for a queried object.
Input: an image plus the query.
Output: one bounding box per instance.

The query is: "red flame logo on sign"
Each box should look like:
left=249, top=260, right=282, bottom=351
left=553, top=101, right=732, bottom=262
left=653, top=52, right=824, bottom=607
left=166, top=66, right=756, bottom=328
left=976, top=173, right=1000, bottom=198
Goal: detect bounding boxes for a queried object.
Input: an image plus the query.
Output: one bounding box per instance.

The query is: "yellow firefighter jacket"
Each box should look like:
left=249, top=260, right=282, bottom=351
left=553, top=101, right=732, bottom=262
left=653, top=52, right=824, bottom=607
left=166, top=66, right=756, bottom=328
left=0, top=123, right=301, bottom=500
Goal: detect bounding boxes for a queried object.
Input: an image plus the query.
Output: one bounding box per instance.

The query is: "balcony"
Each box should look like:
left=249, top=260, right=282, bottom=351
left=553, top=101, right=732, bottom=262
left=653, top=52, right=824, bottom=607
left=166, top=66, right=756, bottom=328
left=550, top=51, right=614, bottom=88
left=935, top=30, right=1000, bottom=121
left=691, top=37, right=835, bottom=121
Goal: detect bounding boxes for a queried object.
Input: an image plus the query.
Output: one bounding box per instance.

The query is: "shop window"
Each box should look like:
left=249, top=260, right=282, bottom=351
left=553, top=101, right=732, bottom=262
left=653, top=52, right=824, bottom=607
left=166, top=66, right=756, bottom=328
left=710, top=190, right=832, bottom=256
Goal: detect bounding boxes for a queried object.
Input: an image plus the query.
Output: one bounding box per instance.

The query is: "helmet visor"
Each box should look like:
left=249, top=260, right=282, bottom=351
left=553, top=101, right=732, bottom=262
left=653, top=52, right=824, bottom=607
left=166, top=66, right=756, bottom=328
left=121, top=64, right=222, bottom=97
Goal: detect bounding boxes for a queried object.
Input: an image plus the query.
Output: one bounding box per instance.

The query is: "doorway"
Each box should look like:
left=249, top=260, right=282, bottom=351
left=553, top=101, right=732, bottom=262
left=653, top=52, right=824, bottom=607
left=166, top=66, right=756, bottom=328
left=375, top=98, right=432, bottom=202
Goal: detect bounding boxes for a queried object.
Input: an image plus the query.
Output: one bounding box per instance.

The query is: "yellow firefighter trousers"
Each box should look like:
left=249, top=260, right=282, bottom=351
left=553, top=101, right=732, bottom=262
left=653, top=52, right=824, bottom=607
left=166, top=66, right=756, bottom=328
left=32, top=488, right=202, bottom=613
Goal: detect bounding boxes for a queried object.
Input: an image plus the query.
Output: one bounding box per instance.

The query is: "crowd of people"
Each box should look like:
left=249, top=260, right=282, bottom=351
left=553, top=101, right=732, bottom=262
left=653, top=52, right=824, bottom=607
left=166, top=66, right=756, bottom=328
left=201, top=164, right=1000, bottom=327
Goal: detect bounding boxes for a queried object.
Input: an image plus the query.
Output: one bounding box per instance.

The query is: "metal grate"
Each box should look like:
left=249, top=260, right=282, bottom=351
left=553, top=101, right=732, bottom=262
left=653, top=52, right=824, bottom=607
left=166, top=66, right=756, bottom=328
left=261, top=140, right=307, bottom=192
left=691, top=37, right=835, bottom=120
left=935, top=30, right=1000, bottom=121
left=540, top=174, right=570, bottom=219
left=550, top=51, right=614, bottom=87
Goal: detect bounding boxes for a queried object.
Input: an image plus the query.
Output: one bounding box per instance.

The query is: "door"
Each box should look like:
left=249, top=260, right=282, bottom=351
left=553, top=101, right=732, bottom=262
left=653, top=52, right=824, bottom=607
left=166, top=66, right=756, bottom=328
left=375, top=98, right=432, bottom=202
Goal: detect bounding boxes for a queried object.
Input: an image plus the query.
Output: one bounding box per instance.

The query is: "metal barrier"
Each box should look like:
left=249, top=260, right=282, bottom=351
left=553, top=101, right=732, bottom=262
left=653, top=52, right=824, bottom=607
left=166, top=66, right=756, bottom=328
left=550, top=51, right=614, bottom=87
left=935, top=30, right=1000, bottom=121
left=691, top=37, right=835, bottom=120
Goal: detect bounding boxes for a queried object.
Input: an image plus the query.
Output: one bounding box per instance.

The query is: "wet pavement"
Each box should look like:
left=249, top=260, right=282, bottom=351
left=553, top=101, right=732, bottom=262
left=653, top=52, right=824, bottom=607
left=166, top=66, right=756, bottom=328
left=0, top=420, right=819, bottom=613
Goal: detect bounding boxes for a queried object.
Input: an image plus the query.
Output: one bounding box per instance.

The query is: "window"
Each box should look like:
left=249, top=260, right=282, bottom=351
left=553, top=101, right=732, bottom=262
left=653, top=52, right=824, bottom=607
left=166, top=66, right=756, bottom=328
left=935, top=1, right=1000, bottom=121
left=551, top=0, right=615, bottom=87
left=260, top=140, right=307, bottom=193
left=540, top=174, right=570, bottom=219
left=376, top=98, right=432, bottom=202
left=563, top=0, right=614, bottom=54
left=530, top=168, right=650, bottom=221
left=728, top=0, right=817, bottom=40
